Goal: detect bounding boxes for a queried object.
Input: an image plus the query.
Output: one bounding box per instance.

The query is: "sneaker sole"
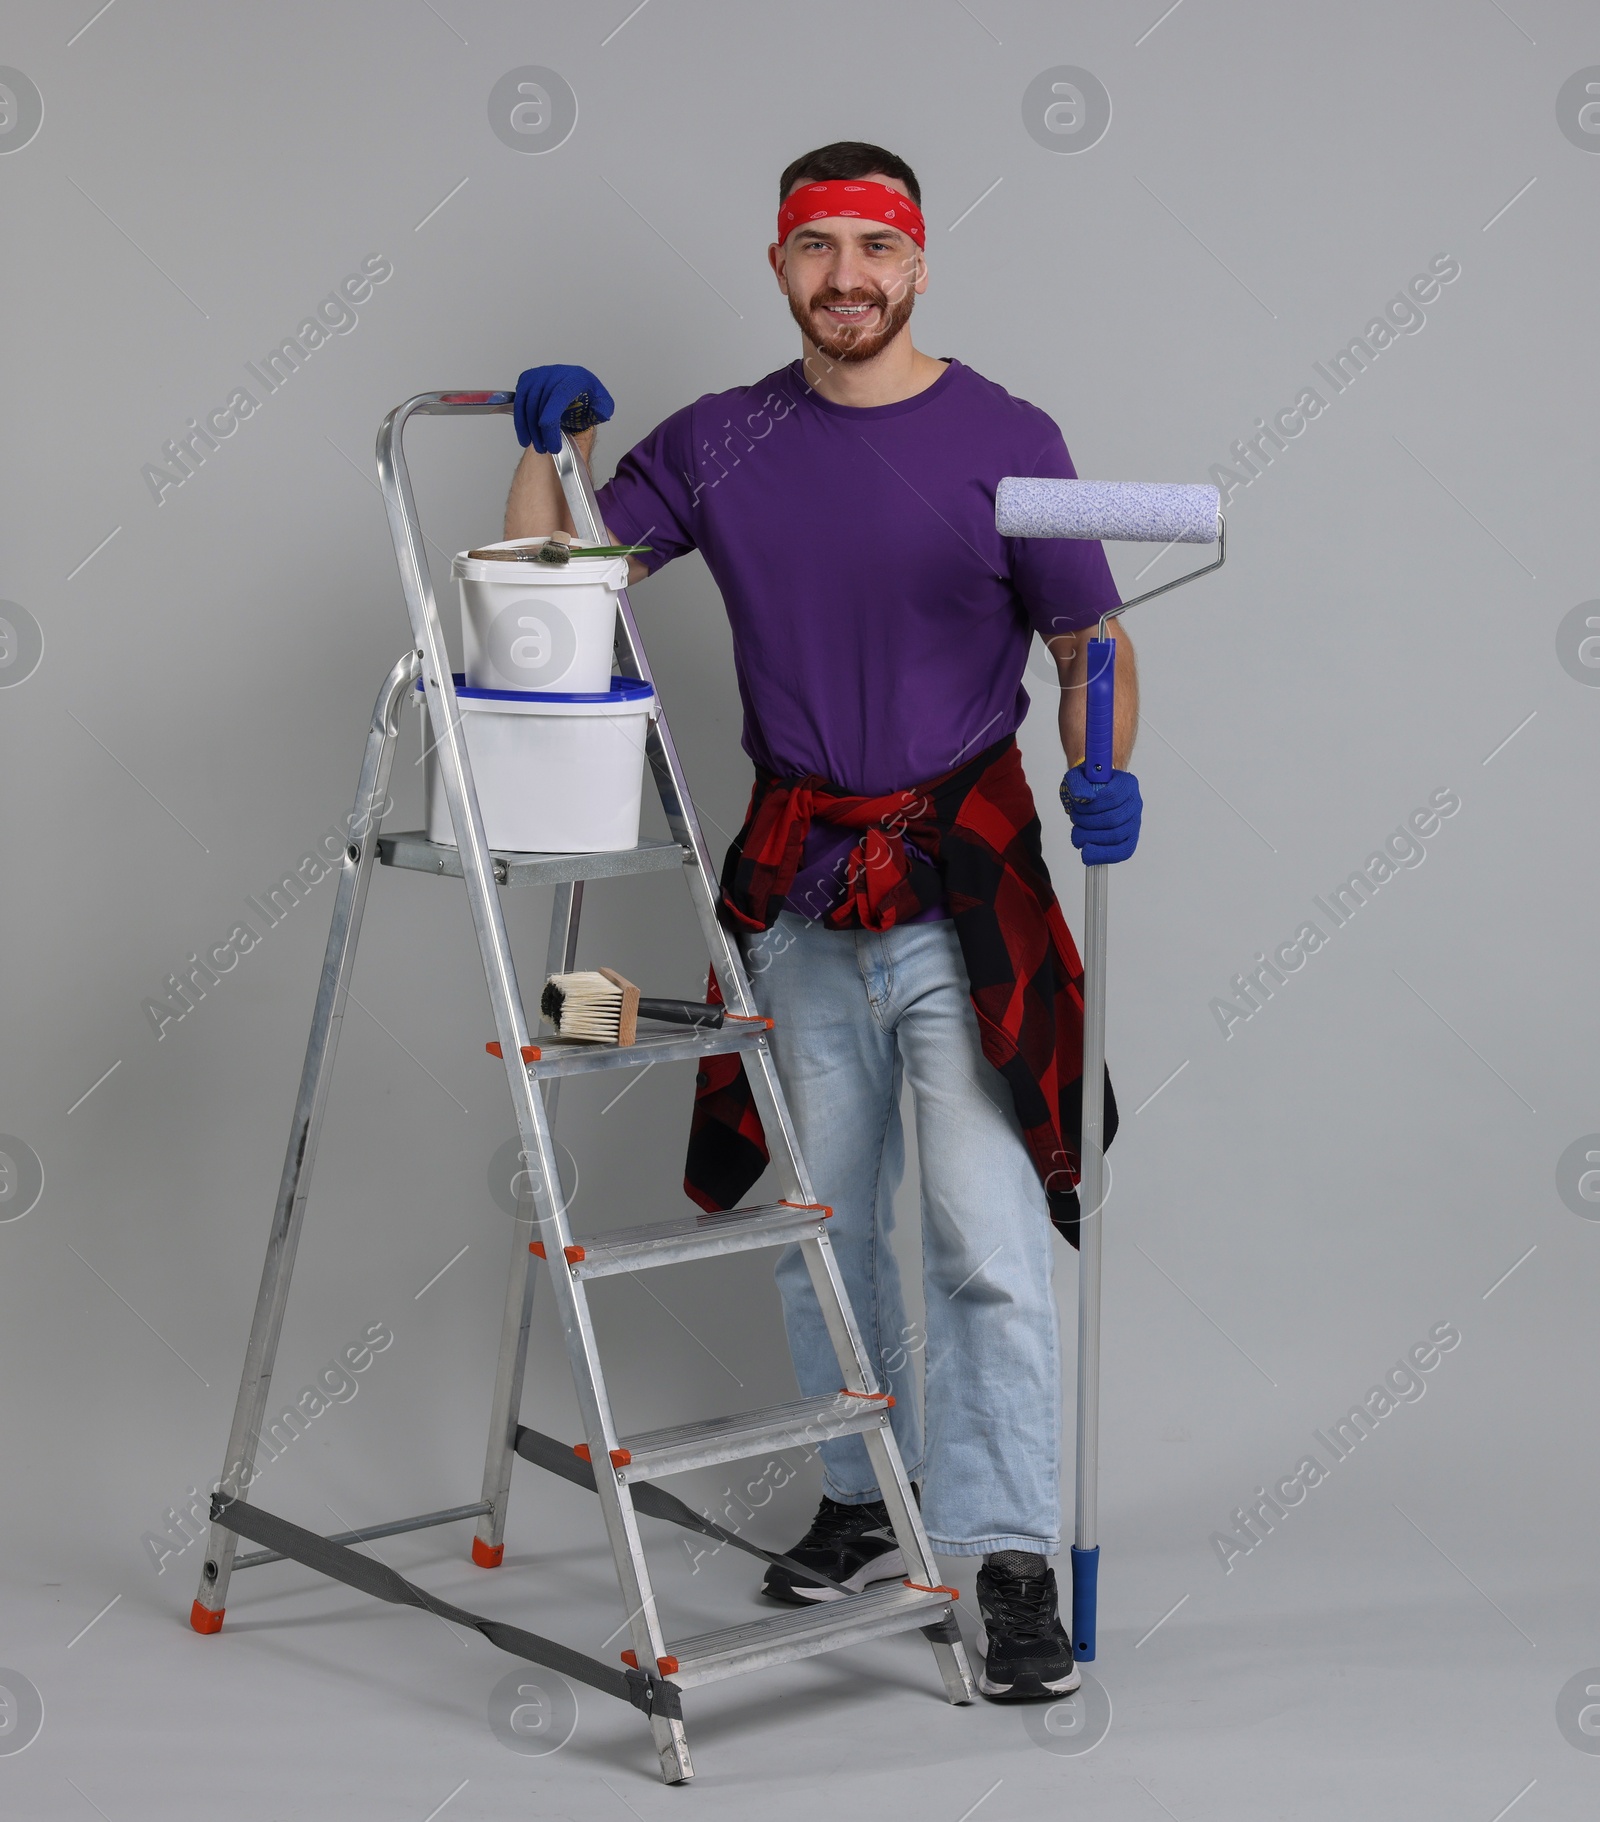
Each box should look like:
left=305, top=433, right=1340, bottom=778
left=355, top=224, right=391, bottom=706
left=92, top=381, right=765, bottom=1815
left=976, top=1664, right=1082, bottom=1700
left=759, top=1549, right=909, bottom=1606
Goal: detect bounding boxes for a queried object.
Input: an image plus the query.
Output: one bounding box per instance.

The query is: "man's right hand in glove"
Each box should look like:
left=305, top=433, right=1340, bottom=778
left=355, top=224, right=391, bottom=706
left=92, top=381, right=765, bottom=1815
left=504, top=365, right=645, bottom=582
left=512, top=364, right=615, bottom=455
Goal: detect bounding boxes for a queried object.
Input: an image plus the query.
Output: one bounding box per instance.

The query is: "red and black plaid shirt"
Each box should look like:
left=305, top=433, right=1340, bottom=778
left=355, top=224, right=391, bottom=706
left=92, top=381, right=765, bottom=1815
left=684, top=735, right=1117, bottom=1246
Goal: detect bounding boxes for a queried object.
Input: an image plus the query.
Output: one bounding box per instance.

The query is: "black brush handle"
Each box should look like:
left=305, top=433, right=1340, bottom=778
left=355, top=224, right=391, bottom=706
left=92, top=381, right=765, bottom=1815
left=636, top=998, right=725, bottom=1030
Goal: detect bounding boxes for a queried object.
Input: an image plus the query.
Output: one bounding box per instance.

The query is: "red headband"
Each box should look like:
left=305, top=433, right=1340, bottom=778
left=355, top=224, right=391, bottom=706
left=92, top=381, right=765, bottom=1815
left=777, top=178, right=926, bottom=250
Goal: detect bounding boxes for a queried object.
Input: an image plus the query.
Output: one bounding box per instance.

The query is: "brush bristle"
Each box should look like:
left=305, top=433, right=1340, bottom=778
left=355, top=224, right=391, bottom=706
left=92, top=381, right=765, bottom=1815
left=543, top=970, right=623, bottom=1041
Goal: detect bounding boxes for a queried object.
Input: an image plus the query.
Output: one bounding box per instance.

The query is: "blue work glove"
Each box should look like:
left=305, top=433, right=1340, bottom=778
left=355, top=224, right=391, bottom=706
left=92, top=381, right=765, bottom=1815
left=512, top=365, right=615, bottom=454
left=1061, top=765, right=1142, bottom=865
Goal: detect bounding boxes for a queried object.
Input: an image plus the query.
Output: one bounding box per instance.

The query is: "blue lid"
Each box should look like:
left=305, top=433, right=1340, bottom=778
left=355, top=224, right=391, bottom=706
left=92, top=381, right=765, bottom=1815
left=417, top=672, right=654, bottom=704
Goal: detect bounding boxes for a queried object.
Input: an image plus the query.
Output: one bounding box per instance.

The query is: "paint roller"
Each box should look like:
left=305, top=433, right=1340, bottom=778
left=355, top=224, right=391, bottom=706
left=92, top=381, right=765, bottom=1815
left=994, top=476, right=1225, bottom=1665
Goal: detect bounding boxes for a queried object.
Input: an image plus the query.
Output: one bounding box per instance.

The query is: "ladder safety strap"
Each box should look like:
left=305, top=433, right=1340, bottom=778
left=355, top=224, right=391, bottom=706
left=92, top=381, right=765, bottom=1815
left=209, top=1495, right=681, bottom=1721
left=514, top=1425, right=862, bottom=1598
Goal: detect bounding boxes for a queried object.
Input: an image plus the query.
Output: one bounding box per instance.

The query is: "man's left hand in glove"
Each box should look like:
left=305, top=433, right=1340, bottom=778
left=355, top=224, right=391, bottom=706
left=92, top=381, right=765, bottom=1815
left=1060, top=765, right=1142, bottom=865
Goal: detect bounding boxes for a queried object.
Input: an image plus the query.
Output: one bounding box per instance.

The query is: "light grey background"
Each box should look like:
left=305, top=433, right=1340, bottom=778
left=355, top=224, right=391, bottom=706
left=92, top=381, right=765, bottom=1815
left=3, top=0, right=1597, bottom=1814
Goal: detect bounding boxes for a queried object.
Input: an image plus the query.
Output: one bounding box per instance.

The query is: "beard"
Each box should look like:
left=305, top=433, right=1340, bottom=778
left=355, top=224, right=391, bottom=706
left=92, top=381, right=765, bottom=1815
left=789, top=277, right=917, bottom=365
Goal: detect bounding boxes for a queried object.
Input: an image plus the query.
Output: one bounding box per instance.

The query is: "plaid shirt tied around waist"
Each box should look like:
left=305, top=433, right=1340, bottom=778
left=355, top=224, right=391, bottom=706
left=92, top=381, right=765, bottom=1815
left=684, top=735, right=1117, bottom=1247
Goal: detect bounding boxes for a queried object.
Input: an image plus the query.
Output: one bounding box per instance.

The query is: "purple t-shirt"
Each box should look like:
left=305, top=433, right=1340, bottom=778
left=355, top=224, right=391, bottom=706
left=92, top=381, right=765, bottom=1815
left=595, top=357, right=1121, bottom=916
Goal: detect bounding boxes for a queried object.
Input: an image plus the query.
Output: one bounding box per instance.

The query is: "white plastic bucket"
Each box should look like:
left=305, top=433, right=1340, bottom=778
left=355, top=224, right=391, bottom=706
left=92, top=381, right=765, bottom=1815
left=454, top=537, right=629, bottom=695
left=422, top=675, right=656, bottom=854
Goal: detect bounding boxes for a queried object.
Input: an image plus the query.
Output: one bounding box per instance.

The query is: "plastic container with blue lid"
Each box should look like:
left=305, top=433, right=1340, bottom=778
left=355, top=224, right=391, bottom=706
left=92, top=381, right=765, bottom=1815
left=419, top=673, right=656, bottom=854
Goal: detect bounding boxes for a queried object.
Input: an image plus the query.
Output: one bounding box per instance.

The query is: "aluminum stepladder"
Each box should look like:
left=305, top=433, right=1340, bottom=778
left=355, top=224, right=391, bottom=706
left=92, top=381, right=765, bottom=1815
left=190, top=390, right=974, bottom=1785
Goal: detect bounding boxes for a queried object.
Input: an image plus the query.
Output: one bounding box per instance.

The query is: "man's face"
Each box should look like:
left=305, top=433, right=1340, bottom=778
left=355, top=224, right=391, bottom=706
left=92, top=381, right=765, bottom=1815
left=769, top=172, right=926, bottom=364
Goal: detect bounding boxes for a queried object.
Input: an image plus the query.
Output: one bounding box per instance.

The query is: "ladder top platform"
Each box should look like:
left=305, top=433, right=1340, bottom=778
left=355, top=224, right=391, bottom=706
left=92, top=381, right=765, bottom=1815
left=378, top=830, right=687, bottom=887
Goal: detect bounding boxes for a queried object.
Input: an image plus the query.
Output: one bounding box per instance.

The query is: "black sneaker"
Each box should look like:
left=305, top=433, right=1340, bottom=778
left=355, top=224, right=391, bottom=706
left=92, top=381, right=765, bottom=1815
left=759, top=1492, right=908, bottom=1605
left=974, top=1551, right=1081, bottom=1700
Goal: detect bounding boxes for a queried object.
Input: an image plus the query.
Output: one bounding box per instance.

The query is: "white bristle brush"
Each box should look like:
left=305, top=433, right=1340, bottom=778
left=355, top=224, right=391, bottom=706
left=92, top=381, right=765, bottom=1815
left=540, top=969, right=726, bottom=1045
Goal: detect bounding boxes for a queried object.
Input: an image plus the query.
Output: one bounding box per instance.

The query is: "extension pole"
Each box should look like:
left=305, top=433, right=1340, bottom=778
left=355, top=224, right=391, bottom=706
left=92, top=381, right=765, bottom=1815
left=1069, top=633, right=1115, bottom=1660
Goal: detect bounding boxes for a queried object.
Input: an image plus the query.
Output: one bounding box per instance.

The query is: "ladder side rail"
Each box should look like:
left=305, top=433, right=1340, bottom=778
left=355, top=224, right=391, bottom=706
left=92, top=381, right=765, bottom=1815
left=550, top=441, right=753, bottom=1012
left=473, top=1207, right=539, bottom=1564
left=859, top=1426, right=976, bottom=1703
left=472, top=879, right=586, bottom=1560
left=380, top=397, right=690, bottom=1781
left=475, top=1033, right=691, bottom=1774
left=537, top=1228, right=695, bottom=1780
left=195, top=650, right=417, bottom=1620
left=796, top=1234, right=880, bottom=1398
left=538, top=880, right=585, bottom=1114
left=550, top=439, right=725, bottom=976
left=551, top=437, right=817, bottom=1208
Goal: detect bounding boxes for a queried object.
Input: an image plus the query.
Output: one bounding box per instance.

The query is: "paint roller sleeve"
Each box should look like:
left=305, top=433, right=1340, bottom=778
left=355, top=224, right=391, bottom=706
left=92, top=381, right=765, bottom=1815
left=996, top=478, right=1221, bottom=545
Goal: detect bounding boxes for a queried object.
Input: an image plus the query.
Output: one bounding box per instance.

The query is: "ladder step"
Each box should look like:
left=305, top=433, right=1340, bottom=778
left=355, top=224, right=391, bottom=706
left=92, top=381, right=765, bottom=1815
left=605, top=1391, right=893, bottom=1483
left=378, top=829, right=686, bottom=888
left=663, top=1581, right=959, bottom=1689
left=548, top=1202, right=832, bottom=1279
left=491, top=1020, right=772, bottom=1080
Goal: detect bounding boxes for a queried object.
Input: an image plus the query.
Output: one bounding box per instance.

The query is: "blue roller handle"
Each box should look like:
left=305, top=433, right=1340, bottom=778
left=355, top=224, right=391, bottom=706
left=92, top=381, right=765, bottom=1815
left=1070, top=1544, right=1099, bottom=1660
left=1084, top=637, right=1116, bottom=788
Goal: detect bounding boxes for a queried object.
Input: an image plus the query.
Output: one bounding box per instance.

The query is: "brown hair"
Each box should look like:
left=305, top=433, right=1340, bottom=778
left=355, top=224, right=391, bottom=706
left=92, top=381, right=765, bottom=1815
left=778, top=140, right=922, bottom=208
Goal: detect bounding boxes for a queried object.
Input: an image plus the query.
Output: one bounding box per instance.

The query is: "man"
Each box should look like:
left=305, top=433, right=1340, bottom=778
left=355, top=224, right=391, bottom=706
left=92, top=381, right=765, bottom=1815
left=503, top=141, right=1141, bottom=1701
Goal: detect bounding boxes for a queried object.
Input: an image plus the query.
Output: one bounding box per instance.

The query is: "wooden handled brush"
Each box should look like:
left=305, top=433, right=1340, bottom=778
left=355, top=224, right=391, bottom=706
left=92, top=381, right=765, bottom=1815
left=539, top=969, right=726, bottom=1045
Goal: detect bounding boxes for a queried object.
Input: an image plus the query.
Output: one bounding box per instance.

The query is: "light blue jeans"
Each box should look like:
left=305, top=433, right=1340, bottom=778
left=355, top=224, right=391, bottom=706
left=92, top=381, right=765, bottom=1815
left=740, top=911, right=1062, bottom=1557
